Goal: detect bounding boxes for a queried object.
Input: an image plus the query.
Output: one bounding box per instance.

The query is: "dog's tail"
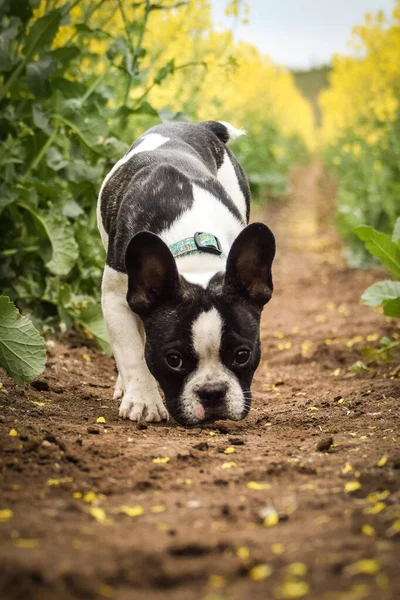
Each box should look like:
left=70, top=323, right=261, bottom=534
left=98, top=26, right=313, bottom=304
left=199, top=120, right=246, bottom=144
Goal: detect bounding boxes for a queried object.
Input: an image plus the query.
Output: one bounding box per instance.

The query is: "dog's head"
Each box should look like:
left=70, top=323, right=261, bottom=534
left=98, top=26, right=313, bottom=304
left=125, top=223, right=275, bottom=427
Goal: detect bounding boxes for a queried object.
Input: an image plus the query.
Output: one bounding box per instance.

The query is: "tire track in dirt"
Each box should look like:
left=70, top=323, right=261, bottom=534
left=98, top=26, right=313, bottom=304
left=0, top=163, right=399, bottom=600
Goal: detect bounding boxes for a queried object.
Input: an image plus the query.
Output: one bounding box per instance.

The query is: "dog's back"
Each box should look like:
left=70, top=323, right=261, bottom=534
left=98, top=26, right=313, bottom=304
left=97, top=121, right=250, bottom=272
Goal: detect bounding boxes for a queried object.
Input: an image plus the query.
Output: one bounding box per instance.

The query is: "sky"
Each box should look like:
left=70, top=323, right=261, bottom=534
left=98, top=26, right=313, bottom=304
left=211, top=0, right=396, bottom=69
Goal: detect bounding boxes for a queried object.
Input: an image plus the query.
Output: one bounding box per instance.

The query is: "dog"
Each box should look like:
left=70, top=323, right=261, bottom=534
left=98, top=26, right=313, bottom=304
left=97, top=120, right=275, bottom=426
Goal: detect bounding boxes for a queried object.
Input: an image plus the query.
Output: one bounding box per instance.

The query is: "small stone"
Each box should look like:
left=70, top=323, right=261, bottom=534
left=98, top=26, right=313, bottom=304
left=87, top=425, right=101, bottom=435
left=228, top=437, right=245, bottom=446
left=316, top=436, right=334, bottom=452
left=136, top=422, right=148, bottom=430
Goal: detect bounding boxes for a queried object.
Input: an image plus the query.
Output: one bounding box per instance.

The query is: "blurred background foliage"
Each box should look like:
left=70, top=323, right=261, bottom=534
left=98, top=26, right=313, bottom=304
left=0, top=0, right=399, bottom=353
left=319, top=1, right=400, bottom=267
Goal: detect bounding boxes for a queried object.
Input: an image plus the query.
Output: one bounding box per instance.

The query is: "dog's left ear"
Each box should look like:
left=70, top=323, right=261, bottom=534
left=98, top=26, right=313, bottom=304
left=125, top=231, right=181, bottom=316
left=224, top=222, right=276, bottom=308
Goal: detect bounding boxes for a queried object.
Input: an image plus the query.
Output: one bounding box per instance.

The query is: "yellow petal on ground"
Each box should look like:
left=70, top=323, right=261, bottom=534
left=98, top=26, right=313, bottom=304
left=9, top=429, right=18, bottom=437
left=264, top=422, right=272, bottom=427
left=338, top=398, right=344, bottom=404
left=306, top=406, right=319, bottom=411
left=89, top=507, right=106, bottom=523
left=224, top=447, right=235, bottom=454
left=82, top=353, right=91, bottom=361
left=366, top=334, right=379, bottom=342
left=342, top=463, right=353, bottom=474
left=96, top=416, right=106, bottom=423
left=221, top=461, right=237, bottom=469
left=31, top=401, right=45, bottom=407
left=390, top=519, right=400, bottom=534
left=83, top=491, right=97, bottom=503
left=46, top=477, right=73, bottom=486
left=248, top=564, right=273, bottom=581
left=119, top=505, right=144, bottom=518
left=345, top=559, right=380, bottom=576
left=157, top=523, right=169, bottom=532
left=345, top=481, right=361, bottom=493
left=246, top=481, right=270, bottom=490
left=273, top=331, right=285, bottom=339
left=237, top=546, right=250, bottom=559
left=14, top=539, right=38, bottom=548
left=208, top=574, right=226, bottom=589
left=72, top=492, right=82, bottom=499
left=287, top=562, right=308, bottom=577
left=366, top=490, right=390, bottom=503
left=271, top=543, right=285, bottom=555
left=362, top=524, right=375, bottom=537
left=277, top=581, right=310, bottom=598
left=264, top=511, right=279, bottom=527
left=0, top=509, right=13, bottom=522
left=152, top=456, right=170, bottom=464
left=363, top=502, right=386, bottom=515
left=151, top=505, right=166, bottom=514
left=377, top=455, right=387, bottom=467
left=332, top=368, right=341, bottom=377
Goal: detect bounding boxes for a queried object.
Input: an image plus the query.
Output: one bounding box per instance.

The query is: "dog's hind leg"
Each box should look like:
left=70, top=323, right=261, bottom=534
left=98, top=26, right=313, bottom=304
left=101, top=266, right=168, bottom=422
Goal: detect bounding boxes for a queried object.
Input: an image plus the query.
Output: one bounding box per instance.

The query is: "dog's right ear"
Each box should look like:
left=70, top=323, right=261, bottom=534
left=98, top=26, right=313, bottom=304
left=125, top=232, right=181, bottom=316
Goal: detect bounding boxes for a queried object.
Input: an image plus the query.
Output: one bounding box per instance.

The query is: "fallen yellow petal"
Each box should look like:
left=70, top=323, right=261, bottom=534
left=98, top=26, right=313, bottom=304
left=221, top=461, right=237, bottom=469
left=89, top=507, right=106, bottom=523
left=119, top=505, right=144, bottom=518
left=377, top=455, right=387, bottom=467
left=363, top=502, right=386, bottom=515
left=264, top=511, right=279, bottom=527
left=287, top=562, right=308, bottom=577
left=151, top=505, right=166, bottom=514
left=224, top=447, right=235, bottom=454
left=9, top=429, right=18, bottom=437
left=82, top=353, right=91, bottom=361
left=271, top=543, right=285, bottom=555
left=246, top=481, right=270, bottom=491
left=83, top=491, right=97, bottom=504
left=0, top=509, right=13, bottom=522
left=46, top=477, right=73, bottom=486
left=342, top=463, right=353, bottom=475
left=362, top=524, right=375, bottom=537
left=277, top=581, right=310, bottom=598
left=248, top=564, right=272, bottom=581
left=14, top=539, right=38, bottom=548
left=237, top=546, right=250, bottom=559
left=345, top=481, right=361, bottom=493
left=96, top=416, right=106, bottom=424
left=345, top=559, right=380, bottom=576
left=152, top=456, right=170, bottom=464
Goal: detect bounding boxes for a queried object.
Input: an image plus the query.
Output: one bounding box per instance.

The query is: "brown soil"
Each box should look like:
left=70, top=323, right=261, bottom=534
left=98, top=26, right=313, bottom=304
left=1, top=163, right=399, bottom=600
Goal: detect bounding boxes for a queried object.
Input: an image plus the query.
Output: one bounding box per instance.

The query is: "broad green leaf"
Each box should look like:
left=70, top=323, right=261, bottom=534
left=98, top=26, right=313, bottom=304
left=392, top=217, right=400, bottom=245
left=0, top=295, right=46, bottom=384
left=18, top=203, right=79, bottom=276
left=361, top=280, right=400, bottom=307
left=24, top=9, right=62, bottom=58
left=355, top=225, right=400, bottom=278
left=26, top=56, right=54, bottom=97
left=383, top=298, right=400, bottom=318
left=33, top=104, right=53, bottom=135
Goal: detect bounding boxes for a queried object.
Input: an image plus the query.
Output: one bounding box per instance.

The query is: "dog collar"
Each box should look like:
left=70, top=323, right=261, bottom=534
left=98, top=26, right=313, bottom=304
left=169, top=232, right=225, bottom=259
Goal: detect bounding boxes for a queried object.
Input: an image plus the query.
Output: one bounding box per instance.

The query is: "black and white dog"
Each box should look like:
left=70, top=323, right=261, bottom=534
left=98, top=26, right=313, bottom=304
left=97, top=121, right=275, bottom=427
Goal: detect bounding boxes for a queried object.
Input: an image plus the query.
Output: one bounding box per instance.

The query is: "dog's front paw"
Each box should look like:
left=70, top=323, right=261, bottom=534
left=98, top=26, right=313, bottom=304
left=119, top=388, right=168, bottom=423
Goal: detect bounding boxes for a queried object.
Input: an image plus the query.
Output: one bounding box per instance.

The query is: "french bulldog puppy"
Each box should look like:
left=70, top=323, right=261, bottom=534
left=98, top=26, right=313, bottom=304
left=97, top=121, right=275, bottom=426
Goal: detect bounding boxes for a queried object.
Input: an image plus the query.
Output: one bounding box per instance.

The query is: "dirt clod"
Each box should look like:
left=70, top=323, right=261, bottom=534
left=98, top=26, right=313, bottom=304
left=316, top=436, right=334, bottom=452
left=87, top=425, right=101, bottom=434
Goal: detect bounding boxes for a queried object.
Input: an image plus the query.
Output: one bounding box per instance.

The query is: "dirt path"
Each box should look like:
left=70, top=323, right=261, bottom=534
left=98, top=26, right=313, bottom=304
left=1, top=164, right=399, bottom=600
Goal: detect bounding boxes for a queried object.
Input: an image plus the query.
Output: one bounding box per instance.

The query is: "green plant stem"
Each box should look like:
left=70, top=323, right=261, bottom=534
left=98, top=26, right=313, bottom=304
left=80, top=64, right=111, bottom=104
left=21, top=127, right=58, bottom=182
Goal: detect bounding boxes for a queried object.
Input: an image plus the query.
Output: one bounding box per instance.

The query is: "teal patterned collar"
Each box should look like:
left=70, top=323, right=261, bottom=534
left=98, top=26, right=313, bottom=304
left=169, top=232, right=225, bottom=259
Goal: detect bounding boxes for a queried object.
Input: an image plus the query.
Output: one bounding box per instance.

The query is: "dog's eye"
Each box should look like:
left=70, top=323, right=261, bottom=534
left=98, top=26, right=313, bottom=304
left=234, top=349, right=250, bottom=366
left=166, top=352, right=183, bottom=370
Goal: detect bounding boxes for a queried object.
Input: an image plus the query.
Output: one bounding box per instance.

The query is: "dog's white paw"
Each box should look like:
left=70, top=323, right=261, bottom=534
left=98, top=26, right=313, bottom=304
left=119, top=389, right=168, bottom=423
left=113, top=375, right=124, bottom=401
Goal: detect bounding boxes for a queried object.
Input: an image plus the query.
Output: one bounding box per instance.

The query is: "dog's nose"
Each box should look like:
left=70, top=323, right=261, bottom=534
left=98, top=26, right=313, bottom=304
left=196, top=382, right=228, bottom=404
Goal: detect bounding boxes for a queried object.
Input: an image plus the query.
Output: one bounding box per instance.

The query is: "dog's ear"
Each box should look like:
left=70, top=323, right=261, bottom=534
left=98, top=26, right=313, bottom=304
left=125, top=232, right=181, bottom=315
left=224, top=222, right=276, bottom=308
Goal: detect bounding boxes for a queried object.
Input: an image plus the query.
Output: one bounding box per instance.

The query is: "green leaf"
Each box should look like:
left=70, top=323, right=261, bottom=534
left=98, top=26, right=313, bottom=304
left=18, top=202, right=79, bottom=276
left=24, top=9, right=62, bottom=58
left=26, top=56, right=54, bottom=97
left=32, top=104, right=53, bottom=135
left=355, top=225, right=400, bottom=278
left=0, top=295, right=46, bottom=384
left=383, top=297, right=400, bottom=318
left=392, top=217, right=400, bottom=245
left=361, top=280, right=400, bottom=307
left=67, top=300, right=111, bottom=355
left=154, top=59, right=175, bottom=85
